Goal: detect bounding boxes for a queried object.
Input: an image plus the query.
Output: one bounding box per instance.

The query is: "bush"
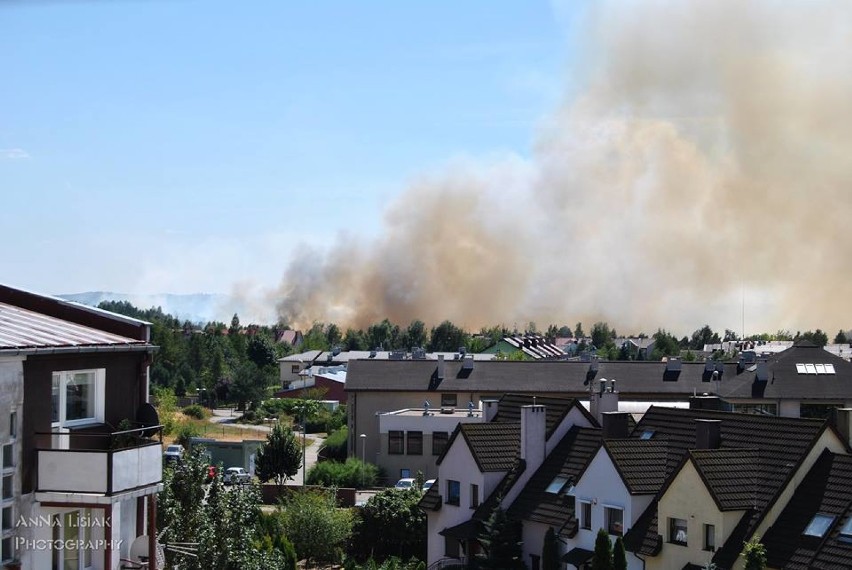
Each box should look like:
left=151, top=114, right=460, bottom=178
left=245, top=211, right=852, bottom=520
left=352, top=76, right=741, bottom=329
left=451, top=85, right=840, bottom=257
left=182, top=404, right=207, bottom=419
left=174, top=422, right=201, bottom=447
left=320, top=427, right=349, bottom=462
left=306, top=458, right=378, bottom=488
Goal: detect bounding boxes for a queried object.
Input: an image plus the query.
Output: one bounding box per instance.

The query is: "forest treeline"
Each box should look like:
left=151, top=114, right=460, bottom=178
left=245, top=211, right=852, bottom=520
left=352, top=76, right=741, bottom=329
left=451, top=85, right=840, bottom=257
left=98, top=300, right=848, bottom=401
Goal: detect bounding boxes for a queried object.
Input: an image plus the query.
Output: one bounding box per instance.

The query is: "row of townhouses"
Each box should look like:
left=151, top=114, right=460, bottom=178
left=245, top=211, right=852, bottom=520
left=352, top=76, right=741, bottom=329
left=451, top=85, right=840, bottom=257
left=344, top=344, right=852, bottom=482
left=418, top=389, right=852, bottom=569
left=0, top=284, right=162, bottom=570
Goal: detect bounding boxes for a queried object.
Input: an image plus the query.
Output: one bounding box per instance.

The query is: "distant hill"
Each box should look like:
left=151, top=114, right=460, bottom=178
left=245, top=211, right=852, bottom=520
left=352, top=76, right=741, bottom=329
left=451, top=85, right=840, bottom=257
left=58, top=291, right=231, bottom=324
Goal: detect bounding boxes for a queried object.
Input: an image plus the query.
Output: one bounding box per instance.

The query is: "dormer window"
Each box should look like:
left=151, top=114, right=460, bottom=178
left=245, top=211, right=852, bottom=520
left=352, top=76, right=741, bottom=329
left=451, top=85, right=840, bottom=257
left=803, top=514, right=836, bottom=538
left=640, top=430, right=655, bottom=440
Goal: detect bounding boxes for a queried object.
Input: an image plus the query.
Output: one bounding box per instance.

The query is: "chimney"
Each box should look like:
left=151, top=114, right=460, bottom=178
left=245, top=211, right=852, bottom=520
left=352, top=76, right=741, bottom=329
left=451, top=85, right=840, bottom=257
left=689, top=395, right=724, bottom=411
left=602, top=411, right=630, bottom=439
left=482, top=399, right=499, bottom=423
left=521, top=405, right=546, bottom=471
left=598, top=380, right=619, bottom=423
left=437, top=354, right=445, bottom=380
left=831, top=408, right=852, bottom=447
left=695, top=419, right=721, bottom=450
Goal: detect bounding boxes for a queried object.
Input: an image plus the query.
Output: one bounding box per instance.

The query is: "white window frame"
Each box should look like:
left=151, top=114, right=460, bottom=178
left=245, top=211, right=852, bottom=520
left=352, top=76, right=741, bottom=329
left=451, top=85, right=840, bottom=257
left=51, top=509, right=94, bottom=570
left=52, top=369, right=106, bottom=428
left=579, top=500, right=592, bottom=530
left=604, top=504, right=624, bottom=536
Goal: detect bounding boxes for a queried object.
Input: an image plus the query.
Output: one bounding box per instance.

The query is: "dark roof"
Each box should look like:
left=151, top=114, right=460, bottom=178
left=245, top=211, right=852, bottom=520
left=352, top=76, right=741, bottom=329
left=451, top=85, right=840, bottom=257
left=345, top=358, right=743, bottom=398
left=763, top=450, right=852, bottom=570
left=471, top=460, right=527, bottom=524
left=492, top=394, right=599, bottom=438
left=624, top=406, right=829, bottom=564
left=506, top=426, right=601, bottom=526
left=622, top=499, right=662, bottom=555
left=439, top=518, right=482, bottom=540
left=562, top=547, right=594, bottom=567
left=689, top=448, right=759, bottom=510
left=604, top=439, right=678, bottom=495
left=721, top=343, right=852, bottom=401
left=438, top=422, right=520, bottom=472
left=418, top=479, right=442, bottom=511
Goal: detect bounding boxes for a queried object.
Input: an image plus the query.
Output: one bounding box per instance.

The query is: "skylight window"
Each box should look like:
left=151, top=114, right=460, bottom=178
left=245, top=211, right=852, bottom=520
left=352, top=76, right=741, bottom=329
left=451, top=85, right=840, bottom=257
left=796, top=363, right=807, bottom=374
left=826, top=364, right=836, bottom=374
left=796, top=363, right=836, bottom=375
left=640, top=430, right=655, bottom=440
left=815, top=364, right=827, bottom=374
left=803, top=514, right=836, bottom=538
left=840, top=517, right=852, bottom=537
left=805, top=364, right=817, bottom=374
left=545, top=476, right=570, bottom=494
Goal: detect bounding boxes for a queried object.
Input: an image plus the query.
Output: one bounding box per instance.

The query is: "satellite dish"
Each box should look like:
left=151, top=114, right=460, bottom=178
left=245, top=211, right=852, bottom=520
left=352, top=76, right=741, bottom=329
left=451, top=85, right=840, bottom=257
left=136, top=403, right=160, bottom=438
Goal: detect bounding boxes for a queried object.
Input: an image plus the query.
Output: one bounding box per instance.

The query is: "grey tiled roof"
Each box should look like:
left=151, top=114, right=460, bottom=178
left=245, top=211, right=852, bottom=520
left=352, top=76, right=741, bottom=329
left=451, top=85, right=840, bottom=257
left=623, top=407, right=829, bottom=567
left=492, top=394, right=599, bottom=438
left=763, top=450, right=852, bottom=570
left=418, top=478, right=442, bottom=511
left=506, top=426, right=601, bottom=526
left=345, top=358, right=741, bottom=397
left=689, top=448, right=759, bottom=511
left=438, top=422, right=520, bottom=472
left=604, top=440, right=678, bottom=495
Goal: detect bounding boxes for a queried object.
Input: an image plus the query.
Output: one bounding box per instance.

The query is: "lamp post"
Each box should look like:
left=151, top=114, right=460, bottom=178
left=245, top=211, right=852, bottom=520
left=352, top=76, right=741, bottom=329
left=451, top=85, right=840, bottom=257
left=359, top=433, right=367, bottom=488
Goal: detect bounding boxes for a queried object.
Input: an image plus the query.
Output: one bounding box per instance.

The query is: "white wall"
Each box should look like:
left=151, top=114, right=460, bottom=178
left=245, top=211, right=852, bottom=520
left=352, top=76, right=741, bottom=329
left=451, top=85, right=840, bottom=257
left=427, top=435, right=487, bottom=565
left=571, top=448, right=650, bottom=570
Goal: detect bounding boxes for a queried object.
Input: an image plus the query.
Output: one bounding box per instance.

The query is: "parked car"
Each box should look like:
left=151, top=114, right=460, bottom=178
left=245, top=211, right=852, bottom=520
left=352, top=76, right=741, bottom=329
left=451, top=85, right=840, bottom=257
left=422, top=479, right=436, bottom=492
left=223, top=467, right=251, bottom=485
left=163, top=444, right=183, bottom=464
left=394, top=478, right=416, bottom=490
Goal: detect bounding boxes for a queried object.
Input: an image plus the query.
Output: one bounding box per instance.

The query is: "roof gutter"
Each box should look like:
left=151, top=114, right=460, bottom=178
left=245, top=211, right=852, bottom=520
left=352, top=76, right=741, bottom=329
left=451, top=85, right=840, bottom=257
left=0, top=344, right=157, bottom=357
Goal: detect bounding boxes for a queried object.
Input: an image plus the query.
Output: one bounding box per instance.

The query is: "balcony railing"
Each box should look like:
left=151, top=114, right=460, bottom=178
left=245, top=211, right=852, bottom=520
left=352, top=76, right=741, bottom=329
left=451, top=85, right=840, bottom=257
left=36, top=424, right=164, bottom=496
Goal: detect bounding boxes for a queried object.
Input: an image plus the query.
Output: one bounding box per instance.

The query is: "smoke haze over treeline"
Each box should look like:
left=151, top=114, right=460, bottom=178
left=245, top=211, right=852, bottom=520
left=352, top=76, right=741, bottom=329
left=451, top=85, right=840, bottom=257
left=271, top=1, right=852, bottom=336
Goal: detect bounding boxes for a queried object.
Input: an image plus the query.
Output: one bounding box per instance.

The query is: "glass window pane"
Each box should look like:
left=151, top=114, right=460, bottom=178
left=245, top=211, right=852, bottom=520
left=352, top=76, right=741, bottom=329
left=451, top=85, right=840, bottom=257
left=804, top=514, right=835, bottom=537
left=51, top=373, right=60, bottom=424
left=66, top=372, right=96, bottom=422
left=2, top=445, right=11, bottom=469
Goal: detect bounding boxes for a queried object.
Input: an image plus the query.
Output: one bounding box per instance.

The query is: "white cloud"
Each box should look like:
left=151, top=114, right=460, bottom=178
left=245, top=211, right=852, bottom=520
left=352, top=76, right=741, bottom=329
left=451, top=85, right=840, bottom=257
left=0, top=148, right=31, bottom=160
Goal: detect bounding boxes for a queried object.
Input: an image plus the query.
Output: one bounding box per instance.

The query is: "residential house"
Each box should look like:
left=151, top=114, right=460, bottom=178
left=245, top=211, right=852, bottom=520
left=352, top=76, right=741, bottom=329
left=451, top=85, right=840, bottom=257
left=347, top=343, right=852, bottom=468
left=420, top=395, right=599, bottom=567
left=623, top=406, right=846, bottom=569
left=0, top=285, right=162, bottom=570
left=274, top=365, right=348, bottom=403
left=480, top=334, right=565, bottom=360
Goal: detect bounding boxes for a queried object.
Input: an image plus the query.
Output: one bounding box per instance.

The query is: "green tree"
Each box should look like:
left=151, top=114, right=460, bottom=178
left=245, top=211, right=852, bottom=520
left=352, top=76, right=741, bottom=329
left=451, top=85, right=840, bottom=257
left=591, top=529, right=614, bottom=570
left=255, top=422, right=302, bottom=486
left=352, top=488, right=427, bottom=562
left=405, top=320, right=428, bottom=349
left=229, top=361, right=271, bottom=410
left=247, top=333, right=278, bottom=369
left=690, top=325, right=721, bottom=350
left=278, top=488, right=354, bottom=566
left=574, top=322, right=585, bottom=338
left=591, top=322, right=614, bottom=350
left=343, top=328, right=368, bottom=350
left=835, top=330, right=849, bottom=344
left=613, top=536, right=627, bottom=570
left=651, top=328, right=681, bottom=360
left=741, top=536, right=767, bottom=570
left=429, top=321, right=470, bottom=352
left=799, top=329, right=829, bottom=347
left=542, top=527, right=559, bottom=570
left=477, top=505, right=525, bottom=569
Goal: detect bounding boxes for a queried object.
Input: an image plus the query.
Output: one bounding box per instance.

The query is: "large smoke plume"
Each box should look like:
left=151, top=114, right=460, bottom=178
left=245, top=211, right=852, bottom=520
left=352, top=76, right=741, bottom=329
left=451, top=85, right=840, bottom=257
left=274, top=1, right=852, bottom=335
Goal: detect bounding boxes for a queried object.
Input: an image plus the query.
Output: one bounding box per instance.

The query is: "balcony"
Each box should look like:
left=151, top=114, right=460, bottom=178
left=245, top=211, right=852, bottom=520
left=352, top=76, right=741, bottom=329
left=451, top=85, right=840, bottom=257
left=36, top=424, right=163, bottom=498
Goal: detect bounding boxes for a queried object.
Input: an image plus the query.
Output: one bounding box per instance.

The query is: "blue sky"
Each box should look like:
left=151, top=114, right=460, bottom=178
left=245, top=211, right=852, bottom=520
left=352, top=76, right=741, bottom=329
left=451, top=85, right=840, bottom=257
left=1, top=1, right=579, bottom=296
